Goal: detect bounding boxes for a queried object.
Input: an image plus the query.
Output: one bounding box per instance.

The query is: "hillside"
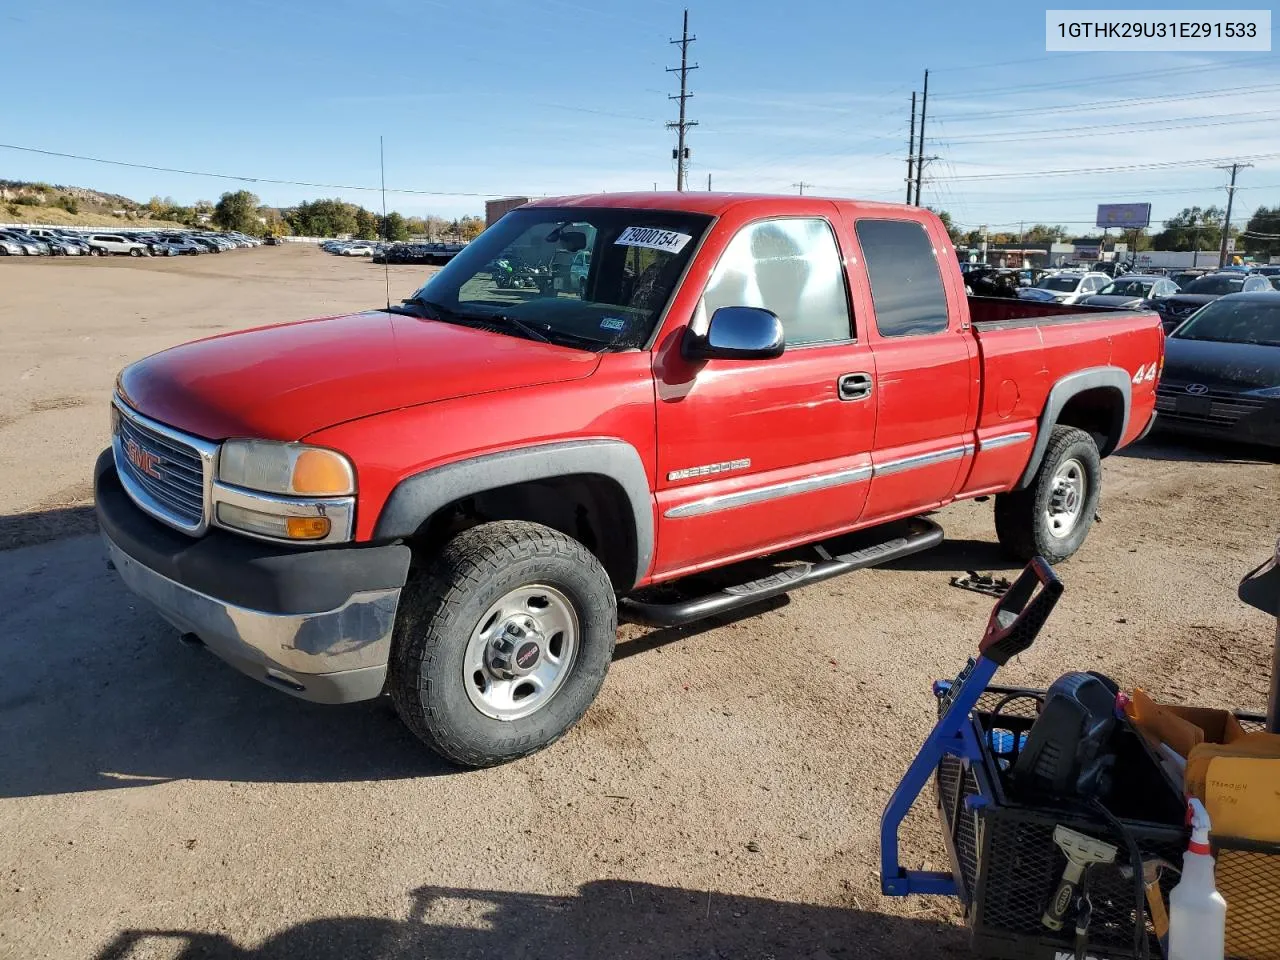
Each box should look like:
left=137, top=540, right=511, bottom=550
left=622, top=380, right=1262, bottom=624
left=0, top=180, right=188, bottom=229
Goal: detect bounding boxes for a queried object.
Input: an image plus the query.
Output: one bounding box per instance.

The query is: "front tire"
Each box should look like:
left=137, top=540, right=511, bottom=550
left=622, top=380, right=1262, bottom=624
left=389, top=521, right=617, bottom=767
left=994, top=425, right=1102, bottom=563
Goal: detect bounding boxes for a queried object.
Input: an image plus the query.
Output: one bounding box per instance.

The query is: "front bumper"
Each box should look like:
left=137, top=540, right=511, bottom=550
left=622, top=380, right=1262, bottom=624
left=95, top=451, right=411, bottom=703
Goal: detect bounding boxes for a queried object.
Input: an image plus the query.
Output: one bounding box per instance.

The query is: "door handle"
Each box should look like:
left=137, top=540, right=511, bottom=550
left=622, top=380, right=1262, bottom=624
left=838, top=372, right=873, bottom=401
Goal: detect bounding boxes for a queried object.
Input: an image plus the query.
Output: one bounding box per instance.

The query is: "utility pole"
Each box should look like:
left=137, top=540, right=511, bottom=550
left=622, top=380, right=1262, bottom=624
left=1192, top=213, right=1200, bottom=267
left=707, top=173, right=712, bottom=191
left=1217, top=161, right=1251, bottom=268
left=792, top=182, right=813, bottom=196
left=666, top=9, right=698, bottom=192
left=913, top=69, right=929, bottom=206
left=906, top=92, right=917, bottom=204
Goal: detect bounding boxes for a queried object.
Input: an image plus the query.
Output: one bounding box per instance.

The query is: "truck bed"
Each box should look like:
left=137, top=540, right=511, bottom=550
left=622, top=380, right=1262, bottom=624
left=958, top=296, right=1164, bottom=498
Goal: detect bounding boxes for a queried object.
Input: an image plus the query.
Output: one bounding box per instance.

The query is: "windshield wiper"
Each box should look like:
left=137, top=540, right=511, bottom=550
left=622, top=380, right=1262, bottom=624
left=482, top=312, right=553, bottom=344
left=388, top=295, right=449, bottom=320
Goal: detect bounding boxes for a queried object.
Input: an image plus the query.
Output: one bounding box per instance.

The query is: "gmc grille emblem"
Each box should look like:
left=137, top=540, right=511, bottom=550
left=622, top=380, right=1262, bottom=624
left=1185, top=383, right=1209, bottom=396
left=124, top=437, right=163, bottom=479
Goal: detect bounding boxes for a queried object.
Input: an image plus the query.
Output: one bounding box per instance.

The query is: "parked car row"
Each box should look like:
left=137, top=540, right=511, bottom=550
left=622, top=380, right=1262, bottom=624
left=373, top=241, right=468, bottom=265
left=318, top=239, right=467, bottom=264
left=0, top=227, right=265, bottom=258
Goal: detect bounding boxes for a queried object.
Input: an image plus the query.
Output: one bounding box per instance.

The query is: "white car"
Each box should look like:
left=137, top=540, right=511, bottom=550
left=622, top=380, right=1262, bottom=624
left=1018, top=271, right=1112, bottom=304
left=86, top=233, right=151, bottom=257
left=341, top=242, right=377, bottom=256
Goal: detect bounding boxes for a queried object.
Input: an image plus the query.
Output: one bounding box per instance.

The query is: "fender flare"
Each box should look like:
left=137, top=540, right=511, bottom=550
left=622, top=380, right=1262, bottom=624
left=373, top=439, right=654, bottom=588
left=1016, top=366, right=1132, bottom=489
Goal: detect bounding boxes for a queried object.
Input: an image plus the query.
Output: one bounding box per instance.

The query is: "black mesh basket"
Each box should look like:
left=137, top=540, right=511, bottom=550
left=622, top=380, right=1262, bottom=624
left=935, top=684, right=1188, bottom=960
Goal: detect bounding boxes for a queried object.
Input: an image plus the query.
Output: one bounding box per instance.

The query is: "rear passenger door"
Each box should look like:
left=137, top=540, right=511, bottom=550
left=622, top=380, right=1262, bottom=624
left=849, top=217, right=979, bottom=521
left=652, top=214, right=877, bottom=579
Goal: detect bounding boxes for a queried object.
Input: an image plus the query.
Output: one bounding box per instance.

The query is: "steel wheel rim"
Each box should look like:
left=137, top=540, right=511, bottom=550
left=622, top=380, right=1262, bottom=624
left=463, top=584, right=579, bottom=721
left=1045, top=457, right=1086, bottom=539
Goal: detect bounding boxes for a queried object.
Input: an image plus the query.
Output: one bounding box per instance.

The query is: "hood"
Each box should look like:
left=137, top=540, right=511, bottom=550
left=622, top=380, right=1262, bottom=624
left=1160, top=294, right=1218, bottom=309
left=1078, top=294, right=1144, bottom=308
left=118, top=311, right=601, bottom=440
left=1163, top=337, right=1280, bottom=392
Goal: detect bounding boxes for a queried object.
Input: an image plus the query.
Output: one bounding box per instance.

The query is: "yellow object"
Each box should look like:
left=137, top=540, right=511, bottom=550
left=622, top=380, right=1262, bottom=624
left=285, top=516, right=331, bottom=540
left=1187, top=735, right=1280, bottom=802
left=291, top=448, right=355, bottom=495
left=1206, top=758, right=1280, bottom=844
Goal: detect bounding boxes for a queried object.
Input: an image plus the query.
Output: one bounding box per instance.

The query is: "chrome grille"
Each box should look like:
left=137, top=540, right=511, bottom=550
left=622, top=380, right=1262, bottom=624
left=112, top=399, right=215, bottom=534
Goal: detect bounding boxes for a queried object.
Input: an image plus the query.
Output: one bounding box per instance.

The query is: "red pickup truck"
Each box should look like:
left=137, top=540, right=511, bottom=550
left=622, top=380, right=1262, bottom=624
left=96, top=194, right=1163, bottom=766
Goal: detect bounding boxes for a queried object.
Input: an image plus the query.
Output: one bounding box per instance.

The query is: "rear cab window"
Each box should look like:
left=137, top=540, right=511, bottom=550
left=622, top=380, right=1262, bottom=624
left=855, top=219, right=950, bottom=337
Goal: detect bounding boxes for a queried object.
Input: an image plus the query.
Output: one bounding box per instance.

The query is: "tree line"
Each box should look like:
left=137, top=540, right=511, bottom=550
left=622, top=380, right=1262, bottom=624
left=146, top=191, right=485, bottom=242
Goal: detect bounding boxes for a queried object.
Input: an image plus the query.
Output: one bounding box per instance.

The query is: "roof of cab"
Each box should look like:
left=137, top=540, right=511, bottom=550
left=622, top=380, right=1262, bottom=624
left=523, top=191, right=919, bottom=218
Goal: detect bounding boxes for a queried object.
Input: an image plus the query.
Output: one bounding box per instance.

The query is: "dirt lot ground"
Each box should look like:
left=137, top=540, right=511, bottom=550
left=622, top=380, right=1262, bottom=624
left=1, top=245, right=1276, bottom=960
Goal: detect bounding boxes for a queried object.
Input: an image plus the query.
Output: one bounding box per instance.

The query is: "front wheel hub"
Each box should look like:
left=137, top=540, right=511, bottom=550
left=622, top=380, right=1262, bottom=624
left=463, top=584, right=580, bottom=721
left=486, top=618, right=544, bottom=679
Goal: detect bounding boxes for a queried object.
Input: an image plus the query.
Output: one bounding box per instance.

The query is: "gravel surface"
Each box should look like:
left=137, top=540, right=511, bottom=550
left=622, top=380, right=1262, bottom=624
left=1, top=246, right=1276, bottom=960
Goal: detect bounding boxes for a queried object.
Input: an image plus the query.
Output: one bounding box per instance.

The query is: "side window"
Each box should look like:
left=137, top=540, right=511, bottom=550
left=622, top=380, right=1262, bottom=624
left=856, top=219, right=950, bottom=337
left=698, top=218, right=851, bottom=347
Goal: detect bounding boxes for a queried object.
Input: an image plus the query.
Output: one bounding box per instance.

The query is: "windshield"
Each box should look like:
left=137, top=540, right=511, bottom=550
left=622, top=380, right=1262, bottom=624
left=1172, top=299, right=1280, bottom=346
left=1038, top=276, right=1080, bottom=292
left=1185, top=275, right=1245, bottom=295
left=411, top=207, right=712, bottom=350
left=1099, top=279, right=1153, bottom=297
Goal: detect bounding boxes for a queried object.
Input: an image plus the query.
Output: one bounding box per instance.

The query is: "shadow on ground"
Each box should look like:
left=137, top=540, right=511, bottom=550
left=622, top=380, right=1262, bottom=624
left=1119, top=435, right=1280, bottom=464
left=0, top=504, right=96, bottom=551
left=883, top=536, right=1021, bottom=574
left=92, top=880, right=967, bottom=960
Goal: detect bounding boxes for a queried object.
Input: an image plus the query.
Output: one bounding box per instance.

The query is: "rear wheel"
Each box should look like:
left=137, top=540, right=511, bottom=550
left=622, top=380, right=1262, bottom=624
left=994, top=425, right=1101, bottom=563
left=389, top=521, right=617, bottom=767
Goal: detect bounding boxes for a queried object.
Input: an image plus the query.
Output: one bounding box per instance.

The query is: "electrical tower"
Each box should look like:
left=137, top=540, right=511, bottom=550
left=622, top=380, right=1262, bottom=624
left=792, top=182, right=813, bottom=196
left=666, top=9, right=698, bottom=191
left=1216, top=161, right=1252, bottom=268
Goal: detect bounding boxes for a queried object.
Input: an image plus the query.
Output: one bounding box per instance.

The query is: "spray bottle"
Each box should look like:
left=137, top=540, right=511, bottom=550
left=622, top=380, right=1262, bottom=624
left=1167, top=798, right=1226, bottom=960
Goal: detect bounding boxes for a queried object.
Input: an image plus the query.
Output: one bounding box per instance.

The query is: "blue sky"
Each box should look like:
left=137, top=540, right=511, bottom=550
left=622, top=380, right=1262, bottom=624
left=3, top=1, right=1277, bottom=232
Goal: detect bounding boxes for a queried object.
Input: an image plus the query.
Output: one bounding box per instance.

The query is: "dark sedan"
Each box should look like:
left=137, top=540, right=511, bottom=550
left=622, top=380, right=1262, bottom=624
left=1153, top=272, right=1273, bottom=333
left=1154, top=292, right=1280, bottom=448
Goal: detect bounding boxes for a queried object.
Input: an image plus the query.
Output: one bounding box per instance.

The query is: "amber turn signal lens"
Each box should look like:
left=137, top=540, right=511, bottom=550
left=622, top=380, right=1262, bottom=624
left=291, top=449, right=354, bottom=496
left=286, top=516, right=331, bottom=540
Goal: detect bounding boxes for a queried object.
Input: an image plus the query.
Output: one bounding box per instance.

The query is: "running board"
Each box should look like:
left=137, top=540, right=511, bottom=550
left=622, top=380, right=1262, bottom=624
left=620, top=518, right=944, bottom=628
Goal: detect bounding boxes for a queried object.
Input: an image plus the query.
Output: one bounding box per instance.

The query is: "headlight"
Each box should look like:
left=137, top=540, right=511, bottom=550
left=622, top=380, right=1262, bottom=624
left=218, top=440, right=355, bottom=496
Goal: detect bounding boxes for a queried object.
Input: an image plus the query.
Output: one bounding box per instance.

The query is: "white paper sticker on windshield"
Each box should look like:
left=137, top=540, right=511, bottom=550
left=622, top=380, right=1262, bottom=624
left=615, top=226, right=691, bottom=254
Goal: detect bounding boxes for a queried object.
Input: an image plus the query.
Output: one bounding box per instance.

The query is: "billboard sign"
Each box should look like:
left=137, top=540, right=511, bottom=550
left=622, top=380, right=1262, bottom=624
left=1096, top=203, right=1152, bottom=229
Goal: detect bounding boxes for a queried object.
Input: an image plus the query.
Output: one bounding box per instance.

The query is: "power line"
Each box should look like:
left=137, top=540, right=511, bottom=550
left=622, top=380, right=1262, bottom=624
left=927, top=108, right=1280, bottom=145
left=932, top=151, right=1280, bottom=183
left=665, top=8, right=698, bottom=191
left=0, top=142, right=506, bottom=197
left=930, top=54, right=1271, bottom=101
left=931, top=82, right=1280, bottom=124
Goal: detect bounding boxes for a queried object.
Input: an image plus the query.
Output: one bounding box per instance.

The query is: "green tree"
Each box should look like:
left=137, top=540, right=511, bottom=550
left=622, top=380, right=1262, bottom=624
left=926, top=208, right=962, bottom=245
left=1152, top=206, right=1223, bottom=252
left=213, top=190, right=262, bottom=234
left=1023, top=224, right=1069, bottom=243
left=1243, top=205, right=1280, bottom=258
left=285, top=199, right=358, bottom=237
left=457, top=215, right=485, bottom=241
left=353, top=207, right=379, bottom=240
left=380, top=211, right=409, bottom=241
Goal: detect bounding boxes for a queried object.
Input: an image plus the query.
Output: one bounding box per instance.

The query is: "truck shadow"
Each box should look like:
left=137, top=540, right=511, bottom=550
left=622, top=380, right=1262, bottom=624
left=0, top=503, right=97, bottom=551
left=883, top=537, right=1022, bottom=574
left=92, top=880, right=968, bottom=960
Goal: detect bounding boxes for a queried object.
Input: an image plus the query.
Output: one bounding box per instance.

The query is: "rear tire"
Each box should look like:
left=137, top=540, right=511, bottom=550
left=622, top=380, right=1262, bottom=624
left=994, top=425, right=1101, bottom=564
left=129, top=248, right=141, bottom=257
left=389, top=521, right=617, bottom=768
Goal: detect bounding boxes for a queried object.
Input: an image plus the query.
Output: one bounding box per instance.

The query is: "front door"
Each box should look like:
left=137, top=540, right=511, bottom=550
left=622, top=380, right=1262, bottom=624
left=652, top=215, right=877, bottom=580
